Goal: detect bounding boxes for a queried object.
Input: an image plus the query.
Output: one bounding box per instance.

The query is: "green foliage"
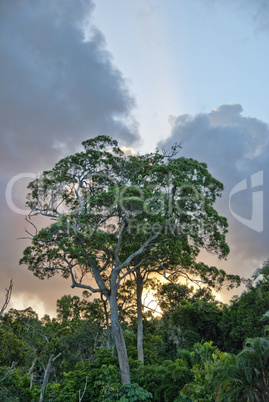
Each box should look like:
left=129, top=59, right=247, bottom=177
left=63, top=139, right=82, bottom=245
left=134, top=359, right=193, bottom=401
left=0, top=369, right=33, bottom=401
left=0, top=328, right=27, bottom=366
left=55, top=294, right=108, bottom=371
left=152, top=284, right=226, bottom=357
left=180, top=349, right=234, bottom=401
left=226, top=337, right=269, bottom=400
left=19, top=135, right=240, bottom=384
left=181, top=337, right=269, bottom=401
left=20, top=135, right=237, bottom=295
left=220, top=277, right=269, bottom=352
left=43, top=352, right=120, bottom=401
left=9, top=137, right=269, bottom=397
left=101, top=382, right=152, bottom=401
left=97, top=364, right=152, bottom=401
left=1, top=282, right=269, bottom=401
left=171, top=300, right=223, bottom=346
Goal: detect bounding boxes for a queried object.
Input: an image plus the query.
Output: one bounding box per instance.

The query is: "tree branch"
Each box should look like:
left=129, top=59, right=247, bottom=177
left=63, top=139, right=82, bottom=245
left=0, top=362, right=17, bottom=381
left=0, top=279, right=13, bottom=317
left=79, top=376, right=88, bottom=402
left=69, top=268, right=101, bottom=293
left=118, top=258, right=146, bottom=286
left=114, top=230, right=161, bottom=273
left=114, top=219, right=127, bottom=266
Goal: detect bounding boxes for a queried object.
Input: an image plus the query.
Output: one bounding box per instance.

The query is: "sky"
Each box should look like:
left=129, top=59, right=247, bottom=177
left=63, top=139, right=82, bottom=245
left=1, top=0, right=269, bottom=316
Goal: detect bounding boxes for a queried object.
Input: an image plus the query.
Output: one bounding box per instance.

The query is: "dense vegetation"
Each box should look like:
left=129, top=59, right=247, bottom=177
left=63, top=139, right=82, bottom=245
left=1, top=271, right=269, bottom=401
left=18, top=136, right=240, bottom=384
left=2, top=136, right=268, bottom=400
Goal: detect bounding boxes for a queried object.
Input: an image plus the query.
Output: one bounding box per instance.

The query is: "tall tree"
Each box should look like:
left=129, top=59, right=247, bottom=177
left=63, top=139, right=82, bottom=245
left=20, top=136, right=239, bottom=383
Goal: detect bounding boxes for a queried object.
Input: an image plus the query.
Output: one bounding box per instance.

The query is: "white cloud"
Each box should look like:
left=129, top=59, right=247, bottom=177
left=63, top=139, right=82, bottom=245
left=121, top=146, right=136, bottom=156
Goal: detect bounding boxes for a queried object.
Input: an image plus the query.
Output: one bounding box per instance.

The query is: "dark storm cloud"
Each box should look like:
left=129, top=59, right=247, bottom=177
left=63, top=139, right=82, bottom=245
left=0, top=0, right=139, bottom=315
left=0, top=0, right=139, bottom=174
left=159, top=105, right=269, bottom=281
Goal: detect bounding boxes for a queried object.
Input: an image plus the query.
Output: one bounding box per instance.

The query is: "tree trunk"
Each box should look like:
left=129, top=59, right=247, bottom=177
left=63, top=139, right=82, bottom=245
left=136, top=271, right=144, bottom=363
left=106, top=319, right=111, bottom=350
left=28, top=356, right=38, bottom=391
left=39, top=353, right=61, bottom=402
left=102, top=296, right=111, bottom=349
left=39, top=355, right=53, bottom=402
left=108, top=292, right=130, bottom=384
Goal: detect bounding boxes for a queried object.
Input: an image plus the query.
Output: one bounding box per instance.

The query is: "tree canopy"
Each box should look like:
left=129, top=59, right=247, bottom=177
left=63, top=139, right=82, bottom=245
left=20, top=135, right=240, bottom=383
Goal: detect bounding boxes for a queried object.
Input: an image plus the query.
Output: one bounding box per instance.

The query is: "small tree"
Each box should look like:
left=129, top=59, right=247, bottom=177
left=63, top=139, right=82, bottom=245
left=20, top=135, right=239, bottom=383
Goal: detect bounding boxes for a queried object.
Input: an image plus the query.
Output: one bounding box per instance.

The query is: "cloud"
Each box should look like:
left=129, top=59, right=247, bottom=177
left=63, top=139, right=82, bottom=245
left=121, top=146, right=136, bottom=156
left=159, top=104, right=269, bottom=286
left=0, top=0, right=140, bottom=316
left=200, top=0, right=269, bottom=35
left=248, top=0, right=269, bottom=33
left=0, top=0, right=139, bottom=175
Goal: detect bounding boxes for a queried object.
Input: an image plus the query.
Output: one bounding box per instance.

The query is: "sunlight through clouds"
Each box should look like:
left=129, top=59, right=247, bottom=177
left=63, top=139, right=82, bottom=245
left=8, top=294, right=55, bottom=319
left=1, top=0, right=269, bottom=316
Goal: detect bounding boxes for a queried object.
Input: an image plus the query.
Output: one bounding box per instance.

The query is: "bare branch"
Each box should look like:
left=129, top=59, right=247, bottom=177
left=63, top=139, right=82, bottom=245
left=79, top=376, right=88, bottom=402
left=39, top=333, right=49, bottom=346
left=0, top=362, right=17, bottom=381
left=0, top=279, right=13, bottom=317
left=52, top=352, right=61, bottom=362
left=18, top=215, right=39, bottom=240
left=26, top=215, right=38, bottom=235
left=40, top=353, right=61, bottom=402
left=142, top=304, right=159, bottom=313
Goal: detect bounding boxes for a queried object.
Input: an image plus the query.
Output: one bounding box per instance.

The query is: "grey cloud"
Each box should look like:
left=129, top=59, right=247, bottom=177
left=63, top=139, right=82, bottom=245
left=160, top=104, right=269, bottom=284
left=0, top=0, right=139, bottom=175
left=209, top=104, right=244, bottom=125
left=0, top=0, right=140, bottom=316
left=252, top=0, right=269, bottom=32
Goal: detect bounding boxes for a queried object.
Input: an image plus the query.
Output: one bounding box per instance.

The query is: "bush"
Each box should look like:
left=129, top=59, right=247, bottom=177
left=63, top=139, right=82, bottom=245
left=101, top=383, right=152, bottom=401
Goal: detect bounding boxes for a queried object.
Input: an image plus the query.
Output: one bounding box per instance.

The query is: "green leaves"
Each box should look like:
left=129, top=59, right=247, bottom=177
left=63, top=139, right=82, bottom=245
left=0, top=329, right=27, bottom=366
left=101, top=382, right=153, bottom=401
left=20, top=135, right=240, bottom=385
left=23, top=136, right=232, bottom=280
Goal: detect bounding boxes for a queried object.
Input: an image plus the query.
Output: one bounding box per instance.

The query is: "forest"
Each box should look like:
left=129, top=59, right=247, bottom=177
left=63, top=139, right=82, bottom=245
left=1, top=136, right=269, bottom=401
left=1, top=274, right=269, bottom=401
